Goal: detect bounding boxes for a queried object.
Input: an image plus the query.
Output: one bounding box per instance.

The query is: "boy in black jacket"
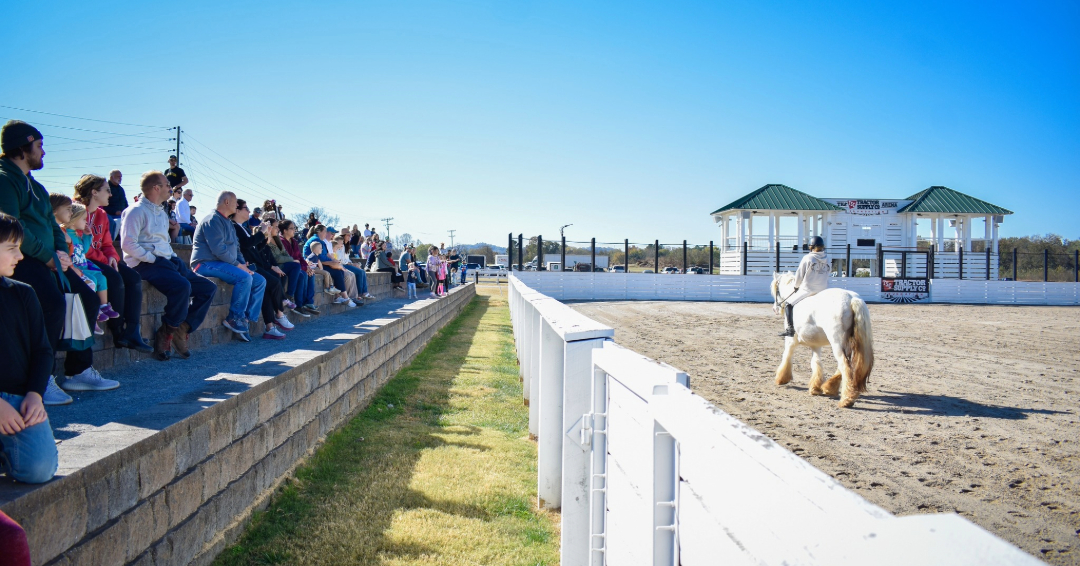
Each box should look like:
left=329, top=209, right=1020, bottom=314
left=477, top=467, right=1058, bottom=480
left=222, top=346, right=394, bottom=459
left=0, top=212, right=58, bottom=483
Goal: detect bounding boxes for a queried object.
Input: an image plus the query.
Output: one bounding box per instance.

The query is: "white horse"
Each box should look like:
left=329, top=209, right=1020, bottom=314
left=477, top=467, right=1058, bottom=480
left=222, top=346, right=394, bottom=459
left=771, top=272, right=875, bottom=408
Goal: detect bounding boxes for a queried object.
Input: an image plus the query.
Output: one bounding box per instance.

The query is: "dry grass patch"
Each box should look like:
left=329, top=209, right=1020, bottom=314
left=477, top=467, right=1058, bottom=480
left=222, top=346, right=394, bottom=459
left=215, top=289, right=558, bottom=566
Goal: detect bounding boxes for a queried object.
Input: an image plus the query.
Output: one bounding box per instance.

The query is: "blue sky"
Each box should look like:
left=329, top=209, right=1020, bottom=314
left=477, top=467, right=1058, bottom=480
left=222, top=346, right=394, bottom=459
left=4, top=0, right=1078, bottom=247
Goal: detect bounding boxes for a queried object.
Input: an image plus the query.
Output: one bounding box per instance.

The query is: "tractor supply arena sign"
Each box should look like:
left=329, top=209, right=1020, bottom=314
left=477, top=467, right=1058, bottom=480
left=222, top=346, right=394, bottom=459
left=881, top=278, right=930, bottom=303
left=823, top=199, right=902, bottom=216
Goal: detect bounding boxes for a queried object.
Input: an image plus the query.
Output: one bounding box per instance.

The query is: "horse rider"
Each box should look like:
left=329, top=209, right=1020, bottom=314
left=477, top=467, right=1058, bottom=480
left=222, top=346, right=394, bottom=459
left=779, top=236, right=830, bottom=337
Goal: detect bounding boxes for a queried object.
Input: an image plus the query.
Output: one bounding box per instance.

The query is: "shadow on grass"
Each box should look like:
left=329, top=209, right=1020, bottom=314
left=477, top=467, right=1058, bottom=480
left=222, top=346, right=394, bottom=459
left=214, top=294, right=551, bottom=565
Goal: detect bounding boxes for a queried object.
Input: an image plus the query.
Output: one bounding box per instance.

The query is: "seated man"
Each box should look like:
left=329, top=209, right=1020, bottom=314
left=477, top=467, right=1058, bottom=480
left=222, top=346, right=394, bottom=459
left=176, top=188, right=196, bottom=236
left=121, top=171, right=217, bottom=361
left=190, top=191, right=266, bottom=342
left=0, top=212, right=59, bottom=484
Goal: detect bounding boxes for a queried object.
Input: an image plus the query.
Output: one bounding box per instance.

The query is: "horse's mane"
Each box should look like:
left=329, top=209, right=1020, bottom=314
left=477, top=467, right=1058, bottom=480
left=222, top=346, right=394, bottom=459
left=771, top=272, right=795, bottom=297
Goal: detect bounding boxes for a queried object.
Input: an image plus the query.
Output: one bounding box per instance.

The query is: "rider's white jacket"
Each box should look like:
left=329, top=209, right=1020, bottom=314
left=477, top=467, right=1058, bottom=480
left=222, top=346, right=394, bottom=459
left=793, top=251, right=830, bottom=295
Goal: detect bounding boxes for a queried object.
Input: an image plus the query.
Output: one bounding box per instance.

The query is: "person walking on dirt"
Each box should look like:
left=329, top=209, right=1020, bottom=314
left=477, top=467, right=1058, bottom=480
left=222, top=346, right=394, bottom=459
left=778, top=236, right=829, bottom=337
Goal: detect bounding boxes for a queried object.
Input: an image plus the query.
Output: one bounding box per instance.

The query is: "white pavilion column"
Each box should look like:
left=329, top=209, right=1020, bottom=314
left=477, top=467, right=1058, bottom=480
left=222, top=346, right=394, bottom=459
left=984, top=215, right=992, bottom=250
left=768, top=213, right=776, bottom=251
left=796, top=212, right=805, bottom=249
left=936, top=215, right=945, bottom=251
left=747, top=213, right=754, bottom=250
left=737, top=213, right=747, bottom=250
left=991, top=216, right=1000, bottom=253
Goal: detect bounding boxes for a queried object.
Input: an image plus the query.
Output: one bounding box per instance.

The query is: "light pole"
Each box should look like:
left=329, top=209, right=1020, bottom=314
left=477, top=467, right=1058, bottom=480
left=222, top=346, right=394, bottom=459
left=560, top=224, right=572, bottom=239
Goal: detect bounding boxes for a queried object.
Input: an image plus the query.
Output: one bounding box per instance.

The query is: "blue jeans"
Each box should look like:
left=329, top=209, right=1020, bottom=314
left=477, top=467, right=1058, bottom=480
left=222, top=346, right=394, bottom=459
left=178, top=223, right=195, bottom=236
left=343, top=264, right=368, bottom=294
left=133, top=256, right=217, bottom=330
left=108, top=215, right=121, bottom=239
left=282, top=262, right=316, bottom=305
left=0, top=393, right=58, bottom=484
left=194, top=262, right=266, bottom=322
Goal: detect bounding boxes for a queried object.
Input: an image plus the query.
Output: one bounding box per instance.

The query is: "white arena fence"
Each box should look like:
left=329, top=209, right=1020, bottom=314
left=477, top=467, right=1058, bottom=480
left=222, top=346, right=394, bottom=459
left=512, top=271, right=1080, bottom=305
left=509, top=274, right=1044, bottom=565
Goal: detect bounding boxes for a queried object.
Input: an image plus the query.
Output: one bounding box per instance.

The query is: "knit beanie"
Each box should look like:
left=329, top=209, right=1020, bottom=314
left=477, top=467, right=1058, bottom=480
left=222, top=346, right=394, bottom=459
left=1, top=120, right=43, bottom=153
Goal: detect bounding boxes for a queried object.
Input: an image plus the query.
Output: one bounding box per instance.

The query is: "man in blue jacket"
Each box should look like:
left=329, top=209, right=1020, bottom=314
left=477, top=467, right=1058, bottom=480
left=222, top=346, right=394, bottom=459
left=191, top=191, right=266, bottom=341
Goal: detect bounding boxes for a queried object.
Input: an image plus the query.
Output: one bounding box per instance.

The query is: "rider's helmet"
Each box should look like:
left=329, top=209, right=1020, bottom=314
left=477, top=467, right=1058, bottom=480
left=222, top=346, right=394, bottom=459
left=810, top=236, right=825, bottom=250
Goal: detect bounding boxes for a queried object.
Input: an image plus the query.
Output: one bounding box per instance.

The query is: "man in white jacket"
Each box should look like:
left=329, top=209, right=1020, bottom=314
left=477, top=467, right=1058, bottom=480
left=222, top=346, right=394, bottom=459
left=779, top=236, right=830, bottom=337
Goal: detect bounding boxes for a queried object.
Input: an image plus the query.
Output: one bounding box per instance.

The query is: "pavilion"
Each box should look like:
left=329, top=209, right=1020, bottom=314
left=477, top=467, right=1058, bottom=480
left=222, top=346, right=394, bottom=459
left=711, top=184, right=1013, bottom=277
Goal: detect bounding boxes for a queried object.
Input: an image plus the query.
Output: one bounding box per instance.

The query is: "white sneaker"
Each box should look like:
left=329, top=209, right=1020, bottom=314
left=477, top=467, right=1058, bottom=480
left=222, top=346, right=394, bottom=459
left=262, top=326, right=287, bottom=339
left=276, top=315, right=295, bottom=330
left=334, top=296, right=349, bottom=304
left=325, top=286, right=341, bottom=295
left=62, top=367, right=120, bottom=391
left=363, top=293, right=375, bottom=299
left=346, top=300, right=357, bottom=308
left=43, top=376, right=73, bottom=405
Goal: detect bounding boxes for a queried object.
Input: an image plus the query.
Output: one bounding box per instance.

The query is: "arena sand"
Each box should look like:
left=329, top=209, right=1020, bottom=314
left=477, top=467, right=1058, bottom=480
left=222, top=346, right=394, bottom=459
left=570, top=300, right=1079, bottom=565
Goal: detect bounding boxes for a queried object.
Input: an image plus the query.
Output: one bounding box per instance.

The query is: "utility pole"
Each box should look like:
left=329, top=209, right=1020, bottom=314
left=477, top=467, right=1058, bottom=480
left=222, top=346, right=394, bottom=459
left=175, top=126, right=181, bottom=164
left=381, top=217, right=394, bottom=241
left=447, top=229, right=456, bottom=249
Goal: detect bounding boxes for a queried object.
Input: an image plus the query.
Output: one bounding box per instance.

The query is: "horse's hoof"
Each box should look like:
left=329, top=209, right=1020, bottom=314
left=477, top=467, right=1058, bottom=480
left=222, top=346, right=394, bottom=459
left=809, top=387, right=824, bottom=396
left=775, top=376, right=792, bottom=386
left=837, top=398, right=856, bottom=408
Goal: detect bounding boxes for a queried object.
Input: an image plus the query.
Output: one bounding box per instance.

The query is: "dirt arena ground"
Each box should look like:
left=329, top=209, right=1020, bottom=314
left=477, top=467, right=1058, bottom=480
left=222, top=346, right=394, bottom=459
left=570, top=300, right=1080, bottom=565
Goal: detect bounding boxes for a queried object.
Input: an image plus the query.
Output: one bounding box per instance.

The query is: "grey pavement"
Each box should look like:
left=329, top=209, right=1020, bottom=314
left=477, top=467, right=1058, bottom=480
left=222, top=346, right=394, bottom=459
left=45, top=294, right=433, bottom=476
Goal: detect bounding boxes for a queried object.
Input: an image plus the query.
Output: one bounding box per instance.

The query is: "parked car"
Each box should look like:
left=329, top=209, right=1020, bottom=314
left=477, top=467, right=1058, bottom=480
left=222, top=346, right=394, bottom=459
left=662, top=266, right=680, bottom=274
left=594, top=266, right=606, bottom=272
left=609, top=265, right=626, bottom=273
left=573, top=263, right=593, bottom=272
left=686, top=266, right=706, bottom=274
left=642, top=269, right=654, bottom=274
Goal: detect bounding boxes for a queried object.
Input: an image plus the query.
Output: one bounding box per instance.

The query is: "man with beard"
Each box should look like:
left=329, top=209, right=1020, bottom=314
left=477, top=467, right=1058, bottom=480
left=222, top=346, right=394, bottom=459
left=0, top=120, right=116, bottom=404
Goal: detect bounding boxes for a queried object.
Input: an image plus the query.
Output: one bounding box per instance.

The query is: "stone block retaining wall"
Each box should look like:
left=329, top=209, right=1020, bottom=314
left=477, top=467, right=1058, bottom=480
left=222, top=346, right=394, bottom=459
left=6, top=283, right=475, bottom=566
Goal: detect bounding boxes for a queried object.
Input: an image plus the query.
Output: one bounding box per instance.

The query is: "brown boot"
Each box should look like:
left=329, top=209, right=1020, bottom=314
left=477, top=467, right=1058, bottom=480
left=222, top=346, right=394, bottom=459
left=154, top=324, right=176, bottom=361
left=172, top=322, right=192, bottom=359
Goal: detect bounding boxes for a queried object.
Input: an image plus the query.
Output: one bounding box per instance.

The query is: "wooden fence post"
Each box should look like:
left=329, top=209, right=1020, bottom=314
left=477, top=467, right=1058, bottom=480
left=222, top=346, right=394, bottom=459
left=847, top=243, right=852, bottom=278
left=648, top=238, right=656, bottom=274
left=1044, top=249, right=1049, bottom=282
left=741, top=241, right=748, bottom=276
left=709, top=241, right=714, bottom=274
left=682, top=240, right=687, bottom=273
left=538, top=235, right=544, bottom=270
left=561, top=236, right=566, bottom=272
left=591, top=238, right=596, bottom=272
left=624, top=239, right=629, bottom=273
left=1012, top=248, right=1017, bottom=281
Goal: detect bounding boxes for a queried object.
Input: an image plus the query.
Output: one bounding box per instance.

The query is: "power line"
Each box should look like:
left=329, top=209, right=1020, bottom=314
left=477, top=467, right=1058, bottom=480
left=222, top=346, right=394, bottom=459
left=0, top=116, right=172, bottom=138
left=382, top=217, right=394, bottom=241
left=45, top=150, right=166, bottom=164
left=0, top=104, right=170, bottom=128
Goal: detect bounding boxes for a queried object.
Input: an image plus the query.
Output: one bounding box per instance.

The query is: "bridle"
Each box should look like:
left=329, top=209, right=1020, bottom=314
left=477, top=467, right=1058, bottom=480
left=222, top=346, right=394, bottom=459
left=773, top=278, right=797, bottom=308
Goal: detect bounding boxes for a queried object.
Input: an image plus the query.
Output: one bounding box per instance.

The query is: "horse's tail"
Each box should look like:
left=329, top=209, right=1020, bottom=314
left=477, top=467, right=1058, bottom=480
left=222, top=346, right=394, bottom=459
left=848, top=296, right=874, bottom=392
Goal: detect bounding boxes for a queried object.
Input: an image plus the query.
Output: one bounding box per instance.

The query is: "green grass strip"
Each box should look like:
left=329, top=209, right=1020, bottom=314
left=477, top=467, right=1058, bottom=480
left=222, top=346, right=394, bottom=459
left=214, top=290, right=559, bottom=566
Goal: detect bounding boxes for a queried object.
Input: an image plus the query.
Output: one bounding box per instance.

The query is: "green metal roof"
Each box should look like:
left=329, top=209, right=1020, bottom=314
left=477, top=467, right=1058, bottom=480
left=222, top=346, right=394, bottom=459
left=711, top=184, right=844, bottom=214
left=897, top=186, right=1012, bottom=215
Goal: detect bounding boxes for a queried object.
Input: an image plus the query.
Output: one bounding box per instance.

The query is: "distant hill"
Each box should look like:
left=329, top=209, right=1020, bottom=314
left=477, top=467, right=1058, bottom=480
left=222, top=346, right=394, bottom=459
left=459, top=243, right=507, bottom=254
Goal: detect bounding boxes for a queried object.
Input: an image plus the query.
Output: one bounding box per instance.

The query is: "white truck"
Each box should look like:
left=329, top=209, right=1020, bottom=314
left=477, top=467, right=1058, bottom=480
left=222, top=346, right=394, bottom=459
left=536, top=254, right=609, bottom=271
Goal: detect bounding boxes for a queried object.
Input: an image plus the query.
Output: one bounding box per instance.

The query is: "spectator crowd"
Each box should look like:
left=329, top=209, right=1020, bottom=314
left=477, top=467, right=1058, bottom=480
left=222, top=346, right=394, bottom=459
left=0, top=117, right=468, bottom=518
